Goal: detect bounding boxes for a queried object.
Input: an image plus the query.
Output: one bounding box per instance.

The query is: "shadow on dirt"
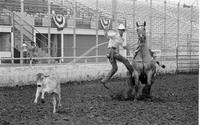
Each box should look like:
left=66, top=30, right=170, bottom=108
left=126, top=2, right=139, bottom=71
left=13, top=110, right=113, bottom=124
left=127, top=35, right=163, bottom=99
left=111, top=93, right=166, bottom=103
left=57, top=110, right=69, bottom=114
left=57, top=108, right=72, bottom=115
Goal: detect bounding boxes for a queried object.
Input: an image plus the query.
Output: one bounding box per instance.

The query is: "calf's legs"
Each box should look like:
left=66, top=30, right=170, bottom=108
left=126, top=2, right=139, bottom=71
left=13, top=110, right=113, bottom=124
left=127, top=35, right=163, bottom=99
left=52, top=94, right=57, bottom=113
left=41, top=91, right=45, bottom=103
left=58, top=92, right=61, bottom=107
left=34, top=89, right=40, bottom=103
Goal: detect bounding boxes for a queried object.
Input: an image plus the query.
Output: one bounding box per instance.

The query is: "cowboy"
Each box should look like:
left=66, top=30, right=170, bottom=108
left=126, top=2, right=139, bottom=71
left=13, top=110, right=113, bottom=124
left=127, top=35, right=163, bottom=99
left=101, top=24, right=133, bottom=87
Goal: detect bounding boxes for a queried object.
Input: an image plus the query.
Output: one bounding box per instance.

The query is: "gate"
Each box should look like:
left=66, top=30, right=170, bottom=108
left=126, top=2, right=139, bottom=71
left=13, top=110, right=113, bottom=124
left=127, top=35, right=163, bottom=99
left=177, top=38, right=199, bottom=72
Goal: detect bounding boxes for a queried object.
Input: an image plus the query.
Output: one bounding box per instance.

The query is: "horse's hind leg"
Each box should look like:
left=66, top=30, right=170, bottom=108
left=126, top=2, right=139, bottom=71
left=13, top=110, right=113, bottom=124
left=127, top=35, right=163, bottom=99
left=126, top=72, right=134, bottom=99
left=142, top=85, right=151, bottom=98
left=145, top=71, right=154, bottom=98
left=57, top=85, right=62, bottom=107
left=58, top=92, right=62, bottom=107
left=132, top=72, right=140, bottom=100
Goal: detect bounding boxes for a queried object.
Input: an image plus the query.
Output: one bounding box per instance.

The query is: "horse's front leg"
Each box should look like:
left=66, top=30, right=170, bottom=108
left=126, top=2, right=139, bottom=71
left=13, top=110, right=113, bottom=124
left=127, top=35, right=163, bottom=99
left=132, top=71, right=140, bottom=100
left=145, top=70, right=154, bottom=98
left=126, top=72, right=134, bottom=99
left=142, top=84, right=151, bottom=98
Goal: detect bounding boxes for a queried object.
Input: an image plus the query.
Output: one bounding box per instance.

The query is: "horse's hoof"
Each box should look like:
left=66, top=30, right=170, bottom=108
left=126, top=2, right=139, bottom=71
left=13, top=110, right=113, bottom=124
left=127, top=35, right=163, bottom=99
left=100, top=81, right=109, bottom=89
left=110, top=94, right=124, bottom=100
left=125, top=95, right=135, bottom=101
left=58, top=104, right=62, bottom=108
left=137, top=95, right=146, bottom=101
left=110, top=94, right=116, bottom=99
left=41, top=99, right=45, bottom=104
left=133, top=98, right=138, bottom=103
left=146, top=96, right=153, bottom=101
left=146, top=95, right=152, bottom=99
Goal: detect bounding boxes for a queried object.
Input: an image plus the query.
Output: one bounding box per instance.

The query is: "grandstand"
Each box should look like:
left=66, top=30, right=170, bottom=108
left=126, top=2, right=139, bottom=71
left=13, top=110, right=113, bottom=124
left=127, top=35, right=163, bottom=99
left=0, top=0, right=198, bottom=71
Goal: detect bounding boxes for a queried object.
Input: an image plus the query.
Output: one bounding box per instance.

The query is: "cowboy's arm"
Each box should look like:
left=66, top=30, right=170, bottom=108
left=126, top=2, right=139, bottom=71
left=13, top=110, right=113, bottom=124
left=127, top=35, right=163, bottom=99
left=122, top=38, right=129, bottom=50
left=104, top=28, right=116, bottom=39
left=122, top=45, right=129, bottom=50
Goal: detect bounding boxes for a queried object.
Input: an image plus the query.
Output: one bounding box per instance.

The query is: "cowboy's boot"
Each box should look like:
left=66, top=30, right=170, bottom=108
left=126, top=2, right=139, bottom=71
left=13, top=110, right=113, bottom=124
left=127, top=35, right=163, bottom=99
left=100, top=79, right=110, bottom=90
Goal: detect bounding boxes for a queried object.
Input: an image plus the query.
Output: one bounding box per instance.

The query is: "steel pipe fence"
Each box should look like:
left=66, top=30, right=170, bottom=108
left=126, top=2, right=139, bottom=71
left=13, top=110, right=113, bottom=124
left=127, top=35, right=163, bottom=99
left=0, top=0, right=198, bottom=72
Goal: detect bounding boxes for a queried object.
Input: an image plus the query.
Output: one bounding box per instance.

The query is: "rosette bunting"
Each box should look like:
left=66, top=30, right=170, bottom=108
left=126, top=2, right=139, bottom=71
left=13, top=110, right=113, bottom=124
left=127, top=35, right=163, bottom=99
left=53, top=15, right=66, bottom=30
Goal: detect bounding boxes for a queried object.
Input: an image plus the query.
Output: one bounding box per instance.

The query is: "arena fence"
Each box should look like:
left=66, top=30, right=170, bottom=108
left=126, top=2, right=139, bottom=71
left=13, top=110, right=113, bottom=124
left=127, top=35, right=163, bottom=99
left=0, top=0, right=199, bottom=73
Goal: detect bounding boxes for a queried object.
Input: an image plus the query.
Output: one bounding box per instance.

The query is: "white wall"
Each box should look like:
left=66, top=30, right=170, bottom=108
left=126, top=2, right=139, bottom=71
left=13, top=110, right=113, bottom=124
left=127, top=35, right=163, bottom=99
left=0, top=63, right=127, bottom=87
left=0, top=61, right=175, bottom=87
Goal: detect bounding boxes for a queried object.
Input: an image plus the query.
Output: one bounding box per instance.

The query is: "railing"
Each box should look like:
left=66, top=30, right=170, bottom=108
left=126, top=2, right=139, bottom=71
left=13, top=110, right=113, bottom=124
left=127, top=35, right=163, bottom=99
left=0, top=55, right=106, bottom=65
left=0, top=54, right=198, bottom=73
left=13, top=12, right=51, bottom=54
left=0, top=12, right=12, bottom=25
left=33, top=14, right=108, bottom=29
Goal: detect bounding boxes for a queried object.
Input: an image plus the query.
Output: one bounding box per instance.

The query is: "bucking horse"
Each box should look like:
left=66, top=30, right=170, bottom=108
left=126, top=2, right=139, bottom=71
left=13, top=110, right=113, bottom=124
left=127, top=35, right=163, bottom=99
left=127, top=21, right=165, bottom=100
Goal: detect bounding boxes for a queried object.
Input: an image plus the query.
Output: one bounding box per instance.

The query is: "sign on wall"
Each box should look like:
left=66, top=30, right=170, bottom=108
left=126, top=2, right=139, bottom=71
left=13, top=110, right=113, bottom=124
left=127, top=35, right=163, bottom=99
left=52, top=15, right=66, bottom=31
left=99, top=17, right=112, bottom=30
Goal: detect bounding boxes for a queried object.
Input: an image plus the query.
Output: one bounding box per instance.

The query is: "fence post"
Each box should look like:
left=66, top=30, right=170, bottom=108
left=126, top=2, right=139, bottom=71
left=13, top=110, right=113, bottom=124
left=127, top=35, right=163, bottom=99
left=95, top=0, right=99, bottom=63
left=132, top=0, right=136, bottom=46
left=112, top=0, right=117, bottom=30
left=189, top=5, right=193, bottom=72
left=73, top=0, right=77, bottom=63
left=11, top=12, right=14, bottom=64
left=61, top=32, right=64, bottom=62
left=176, top=2, right=180, bottom=73
left=163, top=0, right=167, bottom=61
left=48, top=0, right=51, bottom=59
left=186, top=34, right=190, bottom=72
left=20, top=0, right=24, bottom=64
left=149, top=0, right=152, bottom=48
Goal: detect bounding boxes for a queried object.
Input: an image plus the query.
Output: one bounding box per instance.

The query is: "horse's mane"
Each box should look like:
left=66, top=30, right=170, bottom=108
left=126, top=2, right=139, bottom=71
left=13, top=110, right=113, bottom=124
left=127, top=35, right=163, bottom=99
left=134, top=38, right=152, bottom=62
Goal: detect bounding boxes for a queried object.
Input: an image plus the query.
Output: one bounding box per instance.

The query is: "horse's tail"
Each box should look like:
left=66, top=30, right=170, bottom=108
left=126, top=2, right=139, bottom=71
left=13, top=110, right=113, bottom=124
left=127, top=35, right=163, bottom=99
left=156, top=61, right=166, bottom=69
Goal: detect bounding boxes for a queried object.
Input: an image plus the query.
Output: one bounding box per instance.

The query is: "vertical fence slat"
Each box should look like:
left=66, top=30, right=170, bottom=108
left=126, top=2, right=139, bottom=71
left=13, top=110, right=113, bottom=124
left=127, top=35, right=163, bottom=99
left=132, top=0, right=135, bottom=47
left=112, top=0, right=117, bottom=30
left=73, top=0, right=77, bottom=63
left=20, top=0, right=24, bottom=64
left=163, top=0, right=167, bottom=61
left=0, top=0, right=198, bottom=73
left=189, top=6, right=193, bottom=72
left=48, top=0, right=51, bottom=59
left=11, top=12, right=14, bottom=64
left=176, top=2, right=180, bottom=73
left=95, top=0, right=99, bottom=63
left=149, top=0, right=152, bottom=48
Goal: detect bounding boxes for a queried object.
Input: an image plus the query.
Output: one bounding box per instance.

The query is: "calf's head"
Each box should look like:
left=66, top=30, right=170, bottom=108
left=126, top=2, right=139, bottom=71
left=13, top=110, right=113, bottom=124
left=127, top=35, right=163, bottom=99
left=36, top=73, right=45, bottom=87
left=36, top=73, right=46, bottom=103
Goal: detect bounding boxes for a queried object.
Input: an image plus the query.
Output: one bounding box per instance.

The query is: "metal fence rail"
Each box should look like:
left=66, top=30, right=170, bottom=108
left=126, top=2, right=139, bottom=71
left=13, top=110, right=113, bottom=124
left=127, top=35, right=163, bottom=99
left=0, top=0, right=199, bottom=73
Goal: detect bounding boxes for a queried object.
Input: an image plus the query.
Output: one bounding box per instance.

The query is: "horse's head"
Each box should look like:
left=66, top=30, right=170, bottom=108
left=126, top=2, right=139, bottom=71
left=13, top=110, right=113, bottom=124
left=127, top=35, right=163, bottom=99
left=136, top=21, right=146, bottom=44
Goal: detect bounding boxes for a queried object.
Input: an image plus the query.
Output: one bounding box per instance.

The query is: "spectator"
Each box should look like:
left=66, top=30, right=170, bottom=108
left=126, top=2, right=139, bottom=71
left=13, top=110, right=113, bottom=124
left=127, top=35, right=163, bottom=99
left=29, top=41, right=38, bottom=64
left=22, top=42, right=28, bottom=64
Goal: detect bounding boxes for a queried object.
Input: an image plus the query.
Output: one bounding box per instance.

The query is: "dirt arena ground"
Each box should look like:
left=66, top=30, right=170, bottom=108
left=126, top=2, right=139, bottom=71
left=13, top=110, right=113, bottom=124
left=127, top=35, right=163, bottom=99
left=0, top=73, right=198, bottom=125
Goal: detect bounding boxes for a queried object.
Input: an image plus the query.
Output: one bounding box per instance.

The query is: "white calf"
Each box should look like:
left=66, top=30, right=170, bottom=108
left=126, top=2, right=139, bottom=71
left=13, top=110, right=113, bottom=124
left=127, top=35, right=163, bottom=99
left=34, top=73, right=61, bottom=113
